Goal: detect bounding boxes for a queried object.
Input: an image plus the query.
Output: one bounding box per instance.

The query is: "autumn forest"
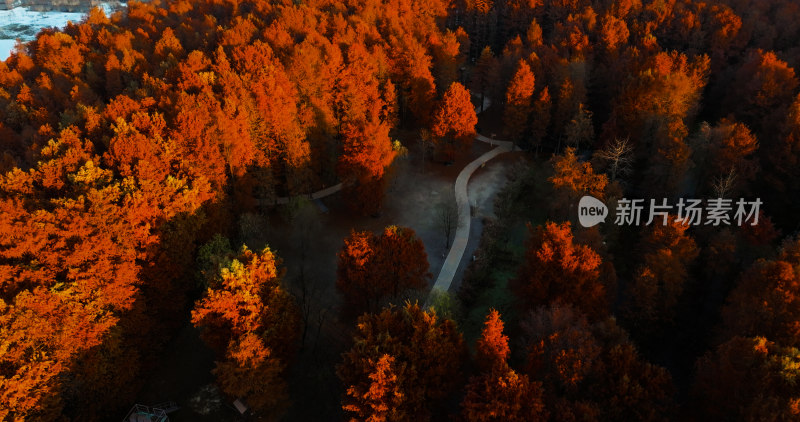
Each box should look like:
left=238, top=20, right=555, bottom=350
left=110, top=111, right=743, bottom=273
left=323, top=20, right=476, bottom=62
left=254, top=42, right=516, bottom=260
left=1, top=0, right=799, bottom=420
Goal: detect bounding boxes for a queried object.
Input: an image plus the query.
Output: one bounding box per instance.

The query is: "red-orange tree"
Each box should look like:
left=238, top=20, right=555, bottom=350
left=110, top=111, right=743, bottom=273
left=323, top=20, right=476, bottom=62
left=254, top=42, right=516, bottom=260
left=213, top=333, right=288, bottom=418
left=191, top=246, right=300, bottom=415
left=702, top=118, right=759, bottom=195
left=336, top=226, right=430, bottom=316
left=342, top=354, right=406, bottom=422
left=530, top=86, right=552, bottom=151
left=338, top=118, right=396, bottom=216
left=470, top=46, right=498, bottom=112
left=475, top=309, right=511, bottom=371
left=522, top=304, right=675, bottom=421
left=504, top=60, right=536, bottom=143
left=548, top=147, right=608, bottom=216
left=461, top=310, right=548, bottom=422
left=764, top=93, right=800, bottom=227
left=336, top=44, right=397, bottom=216
left=603, top=51, right=709, bottom=196
left=0, top=118, right=210, bottom=419
left=0, top=0, right=470, bottom=417
left=720, top=239, right=800, bottom=347
left=337, top=303, right=466, bottom=421
left=725, top=50, right=799, bottom=139
left=511, top=222, right=610, bottom=319
left=431, top=82, right=478, bottom=161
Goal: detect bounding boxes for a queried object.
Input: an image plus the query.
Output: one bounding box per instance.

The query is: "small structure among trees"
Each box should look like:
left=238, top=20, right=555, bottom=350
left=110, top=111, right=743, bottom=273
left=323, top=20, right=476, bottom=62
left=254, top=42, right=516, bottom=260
left=122, top=402, right=178, bottom=422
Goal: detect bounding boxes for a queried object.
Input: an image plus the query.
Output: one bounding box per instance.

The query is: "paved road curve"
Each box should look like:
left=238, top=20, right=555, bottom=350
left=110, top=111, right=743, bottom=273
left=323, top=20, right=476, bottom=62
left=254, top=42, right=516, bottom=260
left=428, top=138, right=512, bottom=295
left=429, top=96, right=513, bottom=298
left=272, top=99, right=501, bottom=207
left=269, top=96, right=512, bottom=301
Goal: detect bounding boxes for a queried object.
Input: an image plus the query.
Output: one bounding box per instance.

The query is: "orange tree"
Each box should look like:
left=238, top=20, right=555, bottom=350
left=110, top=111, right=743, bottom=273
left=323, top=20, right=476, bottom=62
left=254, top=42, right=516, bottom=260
left=461, top=310, right=548, bottom=422
left=431, top=82, right=478, bottom=162
left=522, top=304, right=675, bottom=421
left=337, top=303, right=466, bottom=421
left=336, top=226, right=430, bottom=316
left=511, top=221, right=611, bottom=319
left=191, top=246, right=300, bottom=416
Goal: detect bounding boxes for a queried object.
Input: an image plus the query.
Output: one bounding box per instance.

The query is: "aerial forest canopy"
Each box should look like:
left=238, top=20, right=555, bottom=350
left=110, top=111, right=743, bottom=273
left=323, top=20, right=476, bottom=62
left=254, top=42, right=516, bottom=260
left=0, top=0, right=454, bottom=417
left=0, top=0, right=800, bottom=420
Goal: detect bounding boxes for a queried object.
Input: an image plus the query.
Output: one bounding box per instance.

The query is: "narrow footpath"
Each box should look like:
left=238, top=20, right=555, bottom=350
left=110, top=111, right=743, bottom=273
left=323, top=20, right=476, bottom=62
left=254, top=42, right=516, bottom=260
left=429, top=98, right=513, bottom=297
left=428, top=139, right=512, bottom=294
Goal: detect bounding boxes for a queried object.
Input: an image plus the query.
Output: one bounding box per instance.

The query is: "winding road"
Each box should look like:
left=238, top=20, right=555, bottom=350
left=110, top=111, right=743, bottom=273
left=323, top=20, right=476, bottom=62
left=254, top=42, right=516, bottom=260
left=272, top=97, right=512, bottom=298
left=428, top=102, right=512, bottom=297
left=429, top=139, right=512, bottom=295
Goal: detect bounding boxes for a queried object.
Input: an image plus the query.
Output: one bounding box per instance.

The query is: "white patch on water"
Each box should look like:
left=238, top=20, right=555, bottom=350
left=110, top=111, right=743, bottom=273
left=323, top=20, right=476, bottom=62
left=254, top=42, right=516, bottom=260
left=0, top=38, right=17, bottom=58
left=0, top=3, right=126, bottom=60
left=0, top=7, right=85, bottom=29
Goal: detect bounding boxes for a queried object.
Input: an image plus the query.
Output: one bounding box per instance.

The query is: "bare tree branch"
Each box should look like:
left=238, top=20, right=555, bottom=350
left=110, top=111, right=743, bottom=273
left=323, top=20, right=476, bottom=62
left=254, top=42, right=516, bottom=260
left=712, top=167, right=737, bottom=199
left=595, top=137, right=633, bottom=181
left=436, top=192, right=458, bottom=249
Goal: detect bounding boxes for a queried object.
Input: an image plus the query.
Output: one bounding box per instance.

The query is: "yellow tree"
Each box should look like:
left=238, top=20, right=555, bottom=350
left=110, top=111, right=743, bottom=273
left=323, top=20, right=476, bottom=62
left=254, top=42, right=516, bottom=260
left=191, top=246, right=300, bottom=415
